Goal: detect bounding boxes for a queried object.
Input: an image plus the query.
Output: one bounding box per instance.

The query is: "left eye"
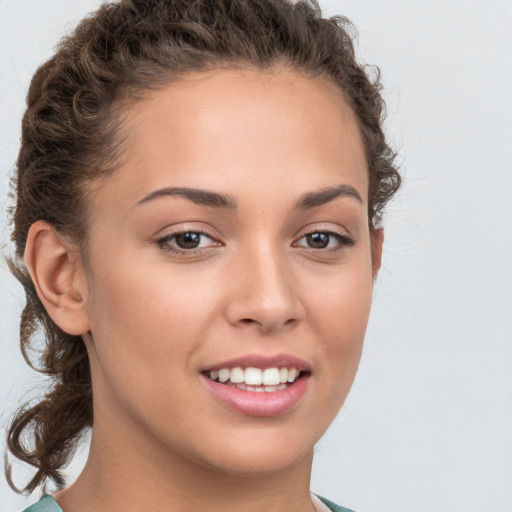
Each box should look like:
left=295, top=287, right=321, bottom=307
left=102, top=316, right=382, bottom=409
left=295, top=231, right=354, bottom=250
left=157, top=231, right=218, bottom=251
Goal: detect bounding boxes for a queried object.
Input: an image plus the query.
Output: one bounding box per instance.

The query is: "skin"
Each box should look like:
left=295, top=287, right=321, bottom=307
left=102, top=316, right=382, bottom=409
left=25, top=68, right=383, bottom=512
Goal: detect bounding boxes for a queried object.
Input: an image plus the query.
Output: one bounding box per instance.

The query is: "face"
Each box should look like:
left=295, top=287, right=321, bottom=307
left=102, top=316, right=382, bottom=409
left=79, top=68, right=378, bottom=476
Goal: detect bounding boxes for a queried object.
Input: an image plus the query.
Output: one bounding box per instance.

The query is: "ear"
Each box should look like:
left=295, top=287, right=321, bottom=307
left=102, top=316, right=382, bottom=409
left=371, top=227, right=384, bottom=279
left=24, top=220, right=90, bottom=335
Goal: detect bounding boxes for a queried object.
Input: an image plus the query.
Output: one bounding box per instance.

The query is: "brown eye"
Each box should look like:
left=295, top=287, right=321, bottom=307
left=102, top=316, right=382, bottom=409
left=294, top=231, right=355, bottom=252
left=306, top=232, right=330, bottom=249
left=175, top=232, right=201, bottom=249
left=157, top=231, right=220, bottom=254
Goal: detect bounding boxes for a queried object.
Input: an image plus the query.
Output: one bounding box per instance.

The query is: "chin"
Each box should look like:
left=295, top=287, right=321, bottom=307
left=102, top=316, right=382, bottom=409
left=188, top=425, right=319, bottom=477
left=207, top=449, right=313, bottom=477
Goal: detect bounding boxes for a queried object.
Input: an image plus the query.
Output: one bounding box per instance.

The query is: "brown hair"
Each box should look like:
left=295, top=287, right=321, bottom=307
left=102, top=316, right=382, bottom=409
left=6, top=0, right=400, bottom=494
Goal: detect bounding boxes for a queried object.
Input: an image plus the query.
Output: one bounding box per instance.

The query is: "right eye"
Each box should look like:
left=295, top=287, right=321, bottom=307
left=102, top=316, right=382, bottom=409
left=156, top=231, right=221, bottom=254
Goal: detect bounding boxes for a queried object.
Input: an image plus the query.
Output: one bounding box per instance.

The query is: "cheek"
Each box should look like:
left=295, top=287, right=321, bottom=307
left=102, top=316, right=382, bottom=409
left=83, top=250, right=225, bottom=395
left=83, top=263, right=209, bottom=430
left=309, top=261, right=373, bottom=336
left=87, top=244, right=203, bottom=331
left=305, top=258, right=373, bottom=380
left=84, top=260, right=180, bottom=382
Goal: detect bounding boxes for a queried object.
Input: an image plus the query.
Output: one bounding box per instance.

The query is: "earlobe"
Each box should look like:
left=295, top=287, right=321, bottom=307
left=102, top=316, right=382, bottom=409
left=371, top=227, right=384, bottom=279
left=24, top=220, right=90, bottom=335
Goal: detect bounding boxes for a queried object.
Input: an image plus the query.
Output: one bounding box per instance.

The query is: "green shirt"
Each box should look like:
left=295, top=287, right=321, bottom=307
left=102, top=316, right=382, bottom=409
left=24, top=494, right=356, bottom=512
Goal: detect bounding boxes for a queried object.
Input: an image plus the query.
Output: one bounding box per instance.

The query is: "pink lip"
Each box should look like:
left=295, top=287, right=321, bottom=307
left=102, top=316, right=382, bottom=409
left=200, top=373, right=310, bottom=417
left=203, top=353, right=311, bottom=372
left=200, top=353, right=311, bottom=417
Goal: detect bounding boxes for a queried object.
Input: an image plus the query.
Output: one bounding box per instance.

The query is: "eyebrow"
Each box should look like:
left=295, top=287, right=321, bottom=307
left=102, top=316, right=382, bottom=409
left=136, top=187, right=237, bottom=209
left=295, top=184, right=363, bottom=209
left=135, top=183, right=362, bottom=210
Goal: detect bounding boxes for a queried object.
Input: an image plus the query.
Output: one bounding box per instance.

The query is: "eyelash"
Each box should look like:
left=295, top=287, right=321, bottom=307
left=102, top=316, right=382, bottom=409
left=155, top=229, right=355, bottom=256
left=156, top=230, right=219, bottom=256
left=294, top=230, right=355, bottom=253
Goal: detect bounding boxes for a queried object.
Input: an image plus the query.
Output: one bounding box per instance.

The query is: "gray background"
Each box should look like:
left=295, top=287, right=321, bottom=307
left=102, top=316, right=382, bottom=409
left=1, top=1, right=511, bottom=511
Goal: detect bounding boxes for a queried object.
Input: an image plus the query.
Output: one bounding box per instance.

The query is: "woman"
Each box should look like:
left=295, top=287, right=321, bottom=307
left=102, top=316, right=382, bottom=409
left=6, top=1, right=400, bottom=511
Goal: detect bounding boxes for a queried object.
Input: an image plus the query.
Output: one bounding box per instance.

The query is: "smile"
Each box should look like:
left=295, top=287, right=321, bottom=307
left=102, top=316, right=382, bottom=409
left=206, top=366, right=302, bottom=392
left=201, top=356, right=310, bottom=417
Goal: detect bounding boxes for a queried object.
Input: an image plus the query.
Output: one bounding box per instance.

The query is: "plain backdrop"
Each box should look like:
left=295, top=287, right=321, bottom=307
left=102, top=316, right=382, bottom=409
left=1, top=1, right=511, bottom=511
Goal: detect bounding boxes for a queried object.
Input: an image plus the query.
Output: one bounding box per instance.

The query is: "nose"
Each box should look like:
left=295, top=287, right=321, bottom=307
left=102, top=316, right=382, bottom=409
left=224, top=245, right=305, bottom=334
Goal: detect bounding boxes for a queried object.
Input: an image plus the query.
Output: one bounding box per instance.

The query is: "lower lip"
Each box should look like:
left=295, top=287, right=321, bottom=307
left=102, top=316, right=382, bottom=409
left=201, top=374, right=309, bottom=417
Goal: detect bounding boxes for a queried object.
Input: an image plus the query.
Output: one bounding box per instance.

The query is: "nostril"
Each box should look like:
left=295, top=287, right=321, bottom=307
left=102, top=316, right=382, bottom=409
left=236, top=316, right=298, bottom=333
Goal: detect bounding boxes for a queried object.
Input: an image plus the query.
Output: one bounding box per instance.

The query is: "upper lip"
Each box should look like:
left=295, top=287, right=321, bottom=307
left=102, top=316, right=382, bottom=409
left=203, top=353, right=311, bottom=372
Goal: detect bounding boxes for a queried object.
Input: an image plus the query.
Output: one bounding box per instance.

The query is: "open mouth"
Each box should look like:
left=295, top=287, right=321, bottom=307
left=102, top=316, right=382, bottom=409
left=201, top=360, right=311, bottom=416
left=203, top=366, right=306, bottom=393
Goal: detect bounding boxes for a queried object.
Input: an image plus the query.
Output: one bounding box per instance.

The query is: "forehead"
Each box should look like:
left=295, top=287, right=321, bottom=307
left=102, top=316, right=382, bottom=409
left=90, top=68, right=368, bottom=216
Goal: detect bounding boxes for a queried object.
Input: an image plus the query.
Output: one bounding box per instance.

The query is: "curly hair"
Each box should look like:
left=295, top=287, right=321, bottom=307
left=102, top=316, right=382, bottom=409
left=6, top=0, right=400, bottom=494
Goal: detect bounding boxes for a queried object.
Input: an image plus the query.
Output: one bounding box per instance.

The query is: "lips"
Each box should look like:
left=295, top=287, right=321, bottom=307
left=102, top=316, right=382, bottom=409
left=200, top=354, right=310, bottom=416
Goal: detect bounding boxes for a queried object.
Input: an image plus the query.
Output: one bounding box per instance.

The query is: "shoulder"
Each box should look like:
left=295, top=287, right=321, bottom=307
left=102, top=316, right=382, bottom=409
left=22, top=495, right=63, bottom=512
left=317, top=495, right=358, bottom=512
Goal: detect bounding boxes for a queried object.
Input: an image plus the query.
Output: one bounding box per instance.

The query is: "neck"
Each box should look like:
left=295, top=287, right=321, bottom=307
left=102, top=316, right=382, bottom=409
left=55, top=423, right=316, bottom=512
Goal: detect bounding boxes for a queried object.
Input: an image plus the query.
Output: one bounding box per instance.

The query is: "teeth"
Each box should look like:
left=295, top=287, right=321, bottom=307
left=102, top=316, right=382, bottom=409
left=218, top=368, right=230, bottom=383
left=262, top=368, right=280, bottom=386
left=230, top=367, right=244, bottom=383
left=245, top=367, right=262, bottom=385
left=287, top=368, right=298, bottom=383
left=230, top=383, right=288, bottom=392
left=208, top=366, right=302, bottom=389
